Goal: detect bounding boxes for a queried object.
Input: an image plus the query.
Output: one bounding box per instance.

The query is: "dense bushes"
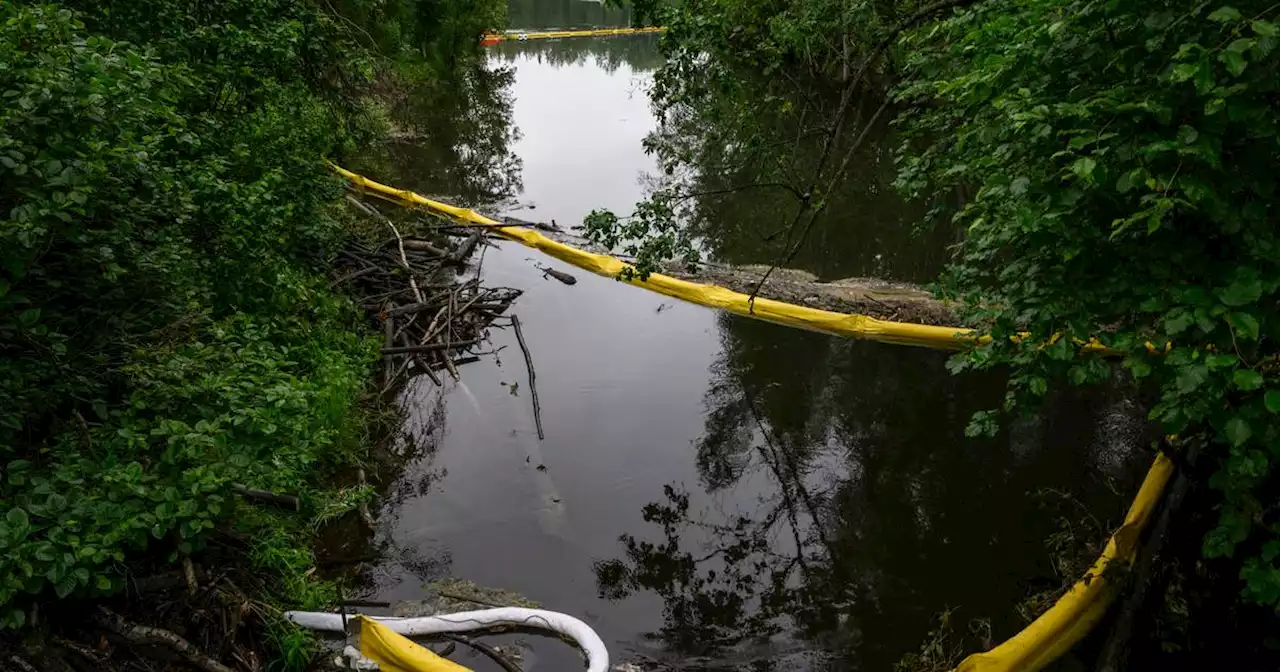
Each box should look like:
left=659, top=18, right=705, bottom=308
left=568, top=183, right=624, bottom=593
left=895, top=0, right=1280, bottom=607
left=0, top=0, right=500, bottom=630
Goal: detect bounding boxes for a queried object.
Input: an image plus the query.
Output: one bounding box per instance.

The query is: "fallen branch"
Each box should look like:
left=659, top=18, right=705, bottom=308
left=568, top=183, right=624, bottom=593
left=96, top=608, right=235, bottom=672
left=387, top=299, right=446, bottom=318
left=230, top=483, right=301, bottom=511
left=338, top=599, right=391, bottom=608
left=440, top=634, right=521, bottom=672
left=330, top=266, right=380, bottom=287
left=510, top=315, right=544, bottom=440
left=8, top=656, right=37, bottom=672
left=381, top=339, right=480, bottom=355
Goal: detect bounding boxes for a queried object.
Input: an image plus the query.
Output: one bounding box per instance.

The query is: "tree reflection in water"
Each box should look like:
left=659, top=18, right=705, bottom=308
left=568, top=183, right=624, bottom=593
left=595, top=314, right=1149, bottom=669
left=356, top=61, right=524, bottom=208
left=490, top=34, right=663, bottom=75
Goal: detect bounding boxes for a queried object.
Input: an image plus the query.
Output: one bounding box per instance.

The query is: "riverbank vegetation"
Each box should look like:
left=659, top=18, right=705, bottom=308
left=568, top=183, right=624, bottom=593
left=0, top=0, right=503, bottom=667
left=593, top=0, right=1280, bottom=666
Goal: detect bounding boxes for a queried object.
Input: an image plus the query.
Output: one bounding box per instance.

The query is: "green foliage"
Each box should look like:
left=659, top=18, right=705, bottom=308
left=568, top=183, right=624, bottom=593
left=894, top=0, right=1280, bottom=605
left=0, top=0, right=500, bottom=633
left=584, top=0, right=934, bottom=279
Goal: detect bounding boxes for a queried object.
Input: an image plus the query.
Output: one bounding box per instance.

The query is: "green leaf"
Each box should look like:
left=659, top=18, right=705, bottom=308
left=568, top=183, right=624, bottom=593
left=96, top=574, right=113, bottom=591
left=1226, top=417, right=1252, bottom=446
left=6, top=508, right=28, bottom=529
left=1219, top=49, right=1247, bottom=76
left=1209, top=6, right=1243, bottom=22
left=54, top=578, right=76, bottom=598
left=1265, top=390, right=1280, bottom=413
left=19, top=308, right=40, bottom=327
left=1126, top=357, right=1153, bottom=378
left=1207, top=353, right=1239, bottom=369
left=1254, top=20, right=1279, bottom=37
left=1228, top=312, right=1261, bottom=340
left=1029, top=377, right=1048, bottom=396
left=1172, top=62, right=1199, bottom=82
left=1176, top=364, right=1209, bottom=393
left=1228, top=38, right=1256, bottom=54
left=1070, top=157, right=1097, bottom=181
left=6, top=609, right=25, bottom=629
left=1116, top=170, right=1136, bottom=193
left=1234, top=369, right=1264, bottom=391
left=1165, top=309, right=1194, bottom=335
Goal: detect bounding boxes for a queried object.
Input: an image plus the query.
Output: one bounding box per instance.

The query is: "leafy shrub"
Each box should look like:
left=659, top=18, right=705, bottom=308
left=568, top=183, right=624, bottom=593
left=0, top=0, right=500, bottom=628
left=895, top=0, right=1280, bottom=604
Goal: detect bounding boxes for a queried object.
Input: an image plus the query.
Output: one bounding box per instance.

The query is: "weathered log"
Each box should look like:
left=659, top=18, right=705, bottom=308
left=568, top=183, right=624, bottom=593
left=96, top=608, right=235, bottom=672
left=448, top=231, right=482, bottom=264
left=401, top=239, right=448, bottom=256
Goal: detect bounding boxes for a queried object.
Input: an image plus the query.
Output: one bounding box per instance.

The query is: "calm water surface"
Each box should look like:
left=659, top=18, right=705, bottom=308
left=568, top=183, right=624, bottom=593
left=355, top=18, right=1149, bottom=672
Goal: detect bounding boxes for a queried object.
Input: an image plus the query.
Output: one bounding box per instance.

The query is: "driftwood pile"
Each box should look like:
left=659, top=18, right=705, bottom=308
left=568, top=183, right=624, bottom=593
left=334, top=197, right=521, bottom=392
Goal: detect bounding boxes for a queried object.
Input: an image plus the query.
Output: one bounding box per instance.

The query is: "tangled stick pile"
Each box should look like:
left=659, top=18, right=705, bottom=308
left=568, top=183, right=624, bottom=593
left=336, top=197, right=522, bottom=391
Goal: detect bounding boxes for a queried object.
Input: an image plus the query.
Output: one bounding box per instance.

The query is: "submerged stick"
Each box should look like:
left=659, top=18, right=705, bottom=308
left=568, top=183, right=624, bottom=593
left=412, top=354, right=443, bottom=387
left=510, top=315, right=544, bottom=440
left=440, top=634, right=521, bottom=672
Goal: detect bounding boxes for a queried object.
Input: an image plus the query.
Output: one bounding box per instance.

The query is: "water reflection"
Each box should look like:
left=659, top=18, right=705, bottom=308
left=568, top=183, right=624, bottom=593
left=358, top=25, right=1155, bottom=672
left=680, top=111, right=955, bottom=283
left=508, top=0, right=636, bottom=30
left=491, top=34, right=662, bottom=74
left=354, top=63, right=523, bottom=207
left=594, top=314, right=1149, bottom=669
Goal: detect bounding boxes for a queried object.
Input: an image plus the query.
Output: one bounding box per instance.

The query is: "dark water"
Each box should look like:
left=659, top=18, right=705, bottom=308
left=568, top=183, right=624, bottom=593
left=357, top=20, right=1151, bottom=672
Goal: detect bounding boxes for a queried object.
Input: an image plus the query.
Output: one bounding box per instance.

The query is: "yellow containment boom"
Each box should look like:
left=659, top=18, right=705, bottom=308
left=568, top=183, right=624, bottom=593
left=482, top=26, right=665, bottom=44
left=358, top=616, right=473, bottom=672
left=329, top=163, right=978, bottom=350
left=329, top=165, right=1177, bottom=672
left=957, top=452, right=1174, bottom=671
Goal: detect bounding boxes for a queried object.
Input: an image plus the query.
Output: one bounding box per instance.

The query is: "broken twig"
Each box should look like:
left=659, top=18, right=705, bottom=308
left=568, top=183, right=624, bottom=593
left=510, top=315, right=544, bottom=440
